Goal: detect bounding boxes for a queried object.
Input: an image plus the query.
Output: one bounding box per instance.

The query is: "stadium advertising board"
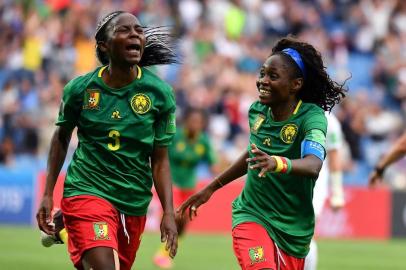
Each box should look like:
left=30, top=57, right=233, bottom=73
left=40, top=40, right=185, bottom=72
left=0, top=168, right=36, bottom=224
left=391, top=190, right=406, bottom=238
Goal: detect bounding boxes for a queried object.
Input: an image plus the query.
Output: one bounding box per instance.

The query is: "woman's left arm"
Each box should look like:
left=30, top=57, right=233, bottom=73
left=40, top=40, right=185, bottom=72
left=151, top=146, right=177, bottom=258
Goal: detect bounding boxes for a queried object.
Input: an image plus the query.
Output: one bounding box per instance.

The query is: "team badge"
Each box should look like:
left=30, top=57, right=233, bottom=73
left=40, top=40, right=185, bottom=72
left=93, top=222, right=110, bottom=240
left=83, top=90, right=100, bottom=110
left=130, top=93, right=151, bottom=114
left=249, top=246, right=265, bottom=264
left=111, top=110, right=121, bottom=119
left=251, top=114, right=266, bottom=134
left=176, top=142, right=186, bottom=152
left=280, top=123, right=298, bottom=144
left=194, top=144, right=205, bottom=156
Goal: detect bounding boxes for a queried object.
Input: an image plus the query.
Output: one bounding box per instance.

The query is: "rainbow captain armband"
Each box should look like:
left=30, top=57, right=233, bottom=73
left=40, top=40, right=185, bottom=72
left=301, top=139, right=325, bottom=161
left=271, top=156, right=292, bottom=174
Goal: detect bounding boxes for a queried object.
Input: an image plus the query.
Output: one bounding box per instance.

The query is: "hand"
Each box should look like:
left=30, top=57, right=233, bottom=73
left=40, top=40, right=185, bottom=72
left=160, top=212, right=178, bottom=258
left=368, top=169, right=383, bottom=187
left=177, top=187, right=214, bottom=221
left=246, top=144, right=276, bottom=177
left=329, top=196, right=344, bottom=212
left=36, top=195, right=55, bottom=235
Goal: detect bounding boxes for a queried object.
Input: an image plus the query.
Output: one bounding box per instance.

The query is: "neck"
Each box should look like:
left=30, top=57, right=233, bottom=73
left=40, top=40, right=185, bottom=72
left=270, top=99, right=299, bottom=121
left=185, top=129, right=199, bottom=140
left=103, top=63, right=139, bottom=89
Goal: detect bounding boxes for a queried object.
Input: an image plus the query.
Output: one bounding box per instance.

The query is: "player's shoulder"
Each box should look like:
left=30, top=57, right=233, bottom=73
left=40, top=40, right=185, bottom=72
left=141, top=67, right=173, bottom=94
left=301, top=102, right=325, bottom=115
left=64, top=68, right=99, bottom=96
left=248, top=101, right=267, bottom=114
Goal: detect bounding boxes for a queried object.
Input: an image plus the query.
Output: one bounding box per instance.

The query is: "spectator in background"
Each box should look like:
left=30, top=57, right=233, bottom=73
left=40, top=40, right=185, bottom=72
left=0, top=0, right=405, bottom=186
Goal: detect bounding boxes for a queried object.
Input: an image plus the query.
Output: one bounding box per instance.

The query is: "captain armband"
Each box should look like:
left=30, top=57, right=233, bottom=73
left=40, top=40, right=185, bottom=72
left=270, top=156, right=292, bottom=174
left=301, top=139, right=325, bottom=161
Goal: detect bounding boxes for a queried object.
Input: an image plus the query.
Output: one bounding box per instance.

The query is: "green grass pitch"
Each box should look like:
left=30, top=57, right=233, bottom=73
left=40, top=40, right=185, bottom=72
left=1, top=226, right=405, bottom=270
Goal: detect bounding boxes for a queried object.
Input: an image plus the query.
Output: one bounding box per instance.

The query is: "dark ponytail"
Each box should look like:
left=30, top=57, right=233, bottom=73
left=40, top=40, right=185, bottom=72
left=94, top=11, right=180, bottom=66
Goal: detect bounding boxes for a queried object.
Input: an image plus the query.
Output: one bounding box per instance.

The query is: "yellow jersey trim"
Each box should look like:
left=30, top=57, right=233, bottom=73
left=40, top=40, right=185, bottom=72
left=98, top=66, right=107, bottom=77
left=293, top=100, right=302, bottom=115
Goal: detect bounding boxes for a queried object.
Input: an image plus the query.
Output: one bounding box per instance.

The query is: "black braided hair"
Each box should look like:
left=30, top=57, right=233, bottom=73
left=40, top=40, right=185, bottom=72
left=271, top=36, right=347, bottom=111
left=95, top=11, right=180, bottom=66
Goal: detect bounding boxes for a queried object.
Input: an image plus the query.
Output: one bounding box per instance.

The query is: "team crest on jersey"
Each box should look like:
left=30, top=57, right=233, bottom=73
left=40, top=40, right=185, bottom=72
left=111, top=110, right=122, bottom=119
left=176, top=142, right=186, bottom=152
left=280, top=123, right=298, bottom=144
left=83, top=89, right=100, bottom=110
left=130, top=93, right=151, bottom=114
left=249, top=246, right=265, bottom=264
left=251, top=114, right=266, bottom=134
left=93, top=222, right=110, bottom=240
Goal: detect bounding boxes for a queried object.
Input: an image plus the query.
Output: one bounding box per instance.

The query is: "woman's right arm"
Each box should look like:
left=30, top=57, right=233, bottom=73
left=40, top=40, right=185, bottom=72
left=178, top=150, right=249, bottom=219
left=36, top=126, right=73, bottom=234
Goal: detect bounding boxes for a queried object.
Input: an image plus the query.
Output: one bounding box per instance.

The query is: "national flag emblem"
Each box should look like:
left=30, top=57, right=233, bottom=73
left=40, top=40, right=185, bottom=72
left=93, top=222, right=110, bottom=240
left=249, top=246, right=265, bottom=264
left=251, top=114, right=266, bottom=134
left=83, top=90, right=100, bottom=110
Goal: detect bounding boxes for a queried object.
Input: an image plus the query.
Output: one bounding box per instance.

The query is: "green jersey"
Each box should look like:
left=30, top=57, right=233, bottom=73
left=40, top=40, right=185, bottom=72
left=57, top=66, right=176, bottom=216
left=169, top=128, right=216, bottom=189
left=232, top=100, right=327, bottom=258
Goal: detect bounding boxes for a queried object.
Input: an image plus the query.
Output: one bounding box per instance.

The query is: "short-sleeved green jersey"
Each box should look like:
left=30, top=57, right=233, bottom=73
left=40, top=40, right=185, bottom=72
left=169, top=128, right=216, bottom=189
left=232, top=100, right=327, bottom=258
left=57, top=66, right=176, bottom=216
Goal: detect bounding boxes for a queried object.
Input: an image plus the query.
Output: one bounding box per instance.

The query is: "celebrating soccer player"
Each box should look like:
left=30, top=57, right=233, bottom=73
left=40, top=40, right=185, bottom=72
left=178, top=36, right=346, bottom=270
left=37, top=11, right=179, bottom=270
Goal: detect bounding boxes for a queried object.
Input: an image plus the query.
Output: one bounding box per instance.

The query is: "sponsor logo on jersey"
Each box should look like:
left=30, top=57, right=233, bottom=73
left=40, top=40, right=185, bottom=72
left=93, top=222, right=110, bottom=240
left=111, top=110, right=121, bottom=119
left=130, top=93, right=151, bottom=114
left=280, top=123, right=298, bottom=144
left=249, top=246, right=265, bottom=264
left=83, top=90, right=100, bottom=110
left=251, top=114, right=266, bottom=134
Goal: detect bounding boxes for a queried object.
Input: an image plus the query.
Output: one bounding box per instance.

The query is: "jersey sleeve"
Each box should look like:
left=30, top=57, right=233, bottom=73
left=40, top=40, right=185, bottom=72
left=154, top=86, right=176, bottom=146
left=302, top=111, right=328, bottom=158
left=204, top=135, right=217, bottom=165
left=55, top=80, right=82, bottom=130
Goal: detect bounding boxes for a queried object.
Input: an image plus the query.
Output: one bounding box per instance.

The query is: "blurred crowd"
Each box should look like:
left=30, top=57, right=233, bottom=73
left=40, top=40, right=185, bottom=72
left=0, top=0, right=405, bottom=188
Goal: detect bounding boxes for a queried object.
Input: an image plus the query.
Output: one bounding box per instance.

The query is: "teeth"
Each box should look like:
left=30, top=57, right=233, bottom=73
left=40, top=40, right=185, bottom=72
left=259, top=89, right=271, bottom=94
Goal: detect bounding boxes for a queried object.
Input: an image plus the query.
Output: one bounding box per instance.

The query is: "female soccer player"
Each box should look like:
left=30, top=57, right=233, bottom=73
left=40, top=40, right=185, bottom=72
left=153, top=107, right=217, bottom=269
left=178, top=37, right=346, bottom=270
left=37, top=11, right=179, bottom=270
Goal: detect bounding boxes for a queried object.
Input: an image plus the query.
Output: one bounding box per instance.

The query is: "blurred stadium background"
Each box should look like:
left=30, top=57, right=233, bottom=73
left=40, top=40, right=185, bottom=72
left=0, top=0, right=406, bottom=269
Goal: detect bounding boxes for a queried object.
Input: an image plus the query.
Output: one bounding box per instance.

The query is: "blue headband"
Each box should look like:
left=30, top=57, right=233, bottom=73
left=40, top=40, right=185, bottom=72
left=281, top=48, right=306, bottom=78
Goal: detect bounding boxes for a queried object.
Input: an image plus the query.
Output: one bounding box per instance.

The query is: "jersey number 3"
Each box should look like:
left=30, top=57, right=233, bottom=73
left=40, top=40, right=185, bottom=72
left=108, top=130, right=120, bottom=151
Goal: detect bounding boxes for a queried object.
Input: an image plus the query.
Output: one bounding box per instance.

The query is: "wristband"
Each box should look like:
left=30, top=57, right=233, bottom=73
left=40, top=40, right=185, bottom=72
left=374, top=166, right=385, bottom=176
left=271, top=156, right=292, bottom=174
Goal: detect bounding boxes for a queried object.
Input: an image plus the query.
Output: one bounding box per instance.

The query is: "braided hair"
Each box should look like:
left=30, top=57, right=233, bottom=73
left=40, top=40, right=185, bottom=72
left=95, top=11, right=180, bottom=67
left=272, top=36, right=347, bottom=111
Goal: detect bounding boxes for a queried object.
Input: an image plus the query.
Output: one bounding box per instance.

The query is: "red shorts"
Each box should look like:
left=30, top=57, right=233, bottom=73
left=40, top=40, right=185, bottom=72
left=232, top=222, right=305, bottom=270
left=61, top=195, right=146, bottom=270
left=173, top=186, right=195, bottom=208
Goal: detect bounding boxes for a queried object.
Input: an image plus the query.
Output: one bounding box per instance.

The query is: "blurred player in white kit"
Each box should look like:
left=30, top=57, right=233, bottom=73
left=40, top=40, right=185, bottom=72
left=304, top=112, right=345, bottom=270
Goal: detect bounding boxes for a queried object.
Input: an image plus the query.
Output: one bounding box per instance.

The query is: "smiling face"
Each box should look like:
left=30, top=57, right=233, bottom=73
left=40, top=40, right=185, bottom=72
left=256, top=54, right=302, bottom=106
left=103, top=13, right=146, bottom=66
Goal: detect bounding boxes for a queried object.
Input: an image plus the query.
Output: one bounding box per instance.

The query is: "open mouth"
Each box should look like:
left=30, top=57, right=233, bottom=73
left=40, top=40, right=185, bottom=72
left=126, top=43, right=141, bottom=53
left=259, top=88, right=271, bottom=95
